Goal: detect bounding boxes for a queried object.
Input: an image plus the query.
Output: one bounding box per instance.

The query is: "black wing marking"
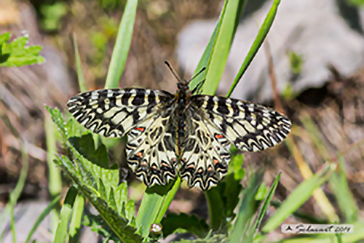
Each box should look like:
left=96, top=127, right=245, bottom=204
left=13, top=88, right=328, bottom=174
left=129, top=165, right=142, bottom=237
left=191, top=95, right=291, bottom=152
left=67, top=88, right=173, bottom=137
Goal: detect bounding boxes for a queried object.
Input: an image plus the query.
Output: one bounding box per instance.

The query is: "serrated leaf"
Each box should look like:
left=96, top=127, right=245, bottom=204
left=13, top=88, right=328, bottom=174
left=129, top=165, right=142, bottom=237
left=108, top=187, right=118, bottom=211
left=83, top=214, right=121, bottom=243
left=125, top=200, right=136, bottom=225
left=0, top=33, right=45, bottom=67
left=69, top=133, right=110, bottom=168
left=48, top=106, right=142, bottom=242
left=55, top=155, right=142, bottom=242
left=161, top=213, right=209, bottom=238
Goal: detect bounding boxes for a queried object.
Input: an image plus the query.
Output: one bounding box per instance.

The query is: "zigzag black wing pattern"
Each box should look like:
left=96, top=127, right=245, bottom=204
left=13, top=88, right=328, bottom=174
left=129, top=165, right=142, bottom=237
left=125, top=111, right=178, bottom=187
left=179, top=108, right=231, bottom=191
left=67, top=89, right=173, bottom=137
left=67, top=88, right=179, bottom=186
left=191, top=95, right=291, bottom=152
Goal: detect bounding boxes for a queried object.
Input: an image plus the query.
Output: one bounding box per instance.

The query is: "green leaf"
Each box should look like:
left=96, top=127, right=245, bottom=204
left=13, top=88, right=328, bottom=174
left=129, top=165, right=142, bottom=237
left=0, top=32, right=10, bottom=45
left=206, top=185, right=226, bottom=233
left=329, top=155, right=358, bottom=223
left=54, top=186, right=78, bottom=243
left=83, top=214, right=121, bottom=242
left=226, top=0, right=281, bottom=97
left=189, top=0, right=228, bottom=92
left=253, top=172, right=281, bottom=233
left=205, top=151, right=244, bottom=233
left=161, top=213, right=209, bottom=238
left=262, top=163, right=336, bottom=233
left=203, top=0, right=245, bottom=95
left=228, top=171, right=264, bottom=243
left=0, top=33, right=45, bottom=67
left=55, top=155, right=142, bottom=242
left=105, top=0, right=138, bottom=88
left=47, top=106, right=143, bottom=242
left=0, top=136, right=29, bottom=239
left=136, top=178, right=180, bottom=238
left=39, top=3, right=67, bottom=32
left=69, top=194, right=85, bottom=243
left=25, top=196, right=61, bottom=243
left=73, top=33, right=87, bottom=93
left=223, top=153, right=244, bottom=217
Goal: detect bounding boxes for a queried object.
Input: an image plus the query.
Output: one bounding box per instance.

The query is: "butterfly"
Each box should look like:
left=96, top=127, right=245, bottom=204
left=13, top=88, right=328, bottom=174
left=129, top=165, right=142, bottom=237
left=67, top=64, right=291, bottom=190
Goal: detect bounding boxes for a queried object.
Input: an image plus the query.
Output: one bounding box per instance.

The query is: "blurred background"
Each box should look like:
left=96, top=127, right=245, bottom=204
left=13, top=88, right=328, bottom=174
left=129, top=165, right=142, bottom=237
left=0, top=0, right=364, bottom=242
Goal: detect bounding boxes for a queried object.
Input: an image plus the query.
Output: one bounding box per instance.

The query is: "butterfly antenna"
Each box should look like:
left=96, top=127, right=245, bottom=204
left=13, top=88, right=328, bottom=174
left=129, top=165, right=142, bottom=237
left=188, top=67, right=206, bottom=83
left=164, top=61, right=182, bottom=83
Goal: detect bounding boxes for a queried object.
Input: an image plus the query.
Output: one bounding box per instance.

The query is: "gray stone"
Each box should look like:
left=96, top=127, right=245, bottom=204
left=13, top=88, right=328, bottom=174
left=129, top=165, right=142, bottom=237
left=177, top=0, right=364, bottom=102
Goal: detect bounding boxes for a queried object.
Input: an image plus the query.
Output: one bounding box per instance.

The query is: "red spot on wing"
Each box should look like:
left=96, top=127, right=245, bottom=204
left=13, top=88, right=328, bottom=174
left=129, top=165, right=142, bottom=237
left=215, top=134, right=224, bottom=139
left=137, top=152, right=143, bottom=158
left=135, top=127, right=145, bottom=131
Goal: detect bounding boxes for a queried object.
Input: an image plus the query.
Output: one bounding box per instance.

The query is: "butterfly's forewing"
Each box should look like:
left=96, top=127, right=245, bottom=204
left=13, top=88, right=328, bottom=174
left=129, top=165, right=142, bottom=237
left=179, top=109, right=231, bottom=190
left=67, top=89, right=173, bottom=137
left=191, top=95, right=291, bottom=152
left=67, top=88, right=178, bottom=186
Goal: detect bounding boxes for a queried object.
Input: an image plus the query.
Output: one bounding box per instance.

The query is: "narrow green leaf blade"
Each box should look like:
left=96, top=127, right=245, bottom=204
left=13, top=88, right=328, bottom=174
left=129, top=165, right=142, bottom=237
left=226, top=0, right=281, bottom=97
left=69, top=194, right=85, bottom=243
left=229, top=172, right=264, bottom=243
left=329, top=155, right=358, bottom=223
left=136, top=177, right=181, bottom=238
left=203, top=0, right=245, bottom=95
left=189, top=0, right=228, bottom=92
left=262, top=163, right=336, bottom=233
left=105, top=0, right=138, bottom=88
left=25, top=196, right=61, bottom=243
left=253, top=172, right=281, bottom=233
left=54, top=186, right=78, bottom=243
left=73, top=33, right=87, bottom=93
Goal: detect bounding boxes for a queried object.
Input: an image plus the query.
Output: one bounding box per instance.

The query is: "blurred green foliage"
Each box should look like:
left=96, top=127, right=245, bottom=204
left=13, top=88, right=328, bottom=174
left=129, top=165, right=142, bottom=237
left=39, top=3, right=67, bottom=32
left=288, top=51, right=304, bottom=75
left=98, top=0, right=124, bottom=9
left=0, top=32, right=45, bottom=67
left=347, top=0, right=364, bottom=6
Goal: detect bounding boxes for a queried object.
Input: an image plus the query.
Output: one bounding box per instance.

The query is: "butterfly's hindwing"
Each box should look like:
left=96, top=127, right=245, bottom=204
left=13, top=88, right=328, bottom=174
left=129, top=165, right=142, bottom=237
left=179, top=109, right=231, bottom=191
left=67, top=89, right=173, bottom=137
left=126, top=112, right=178, bottom=186
left=191, top=95, right=291, bottom=152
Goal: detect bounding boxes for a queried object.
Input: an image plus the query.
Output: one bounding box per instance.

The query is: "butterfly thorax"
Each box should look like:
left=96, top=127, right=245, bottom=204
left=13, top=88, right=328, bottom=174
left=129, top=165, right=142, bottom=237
left=173, top=82, right=192, bottom=157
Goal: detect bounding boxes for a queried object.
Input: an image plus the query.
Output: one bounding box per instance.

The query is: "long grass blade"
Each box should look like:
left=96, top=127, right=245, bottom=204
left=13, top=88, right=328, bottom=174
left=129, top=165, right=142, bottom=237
left=261, top=163, right=336, bottom=233
left=226, top=0, right=281, bottom=97
left=203, top=0, right=245, bottom=95
left=68, top=194, right=85, bottom=243
left=136, top=177, right=180, bottom=238
left=25, top=196, right=61, bottom=243
left=105, top=0, right=138, bottom=89
left=53, top=187, right=78, bottom=243
left=253, top=172, right=281, bottom=233
left=189, top=0, right=228, bottom=93
left=73, top=33, right=87, bottom=92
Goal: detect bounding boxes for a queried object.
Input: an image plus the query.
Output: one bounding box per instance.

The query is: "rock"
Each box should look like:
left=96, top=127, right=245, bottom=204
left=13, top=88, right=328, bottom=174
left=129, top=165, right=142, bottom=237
left=177, top=0, right=364, bottom=102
